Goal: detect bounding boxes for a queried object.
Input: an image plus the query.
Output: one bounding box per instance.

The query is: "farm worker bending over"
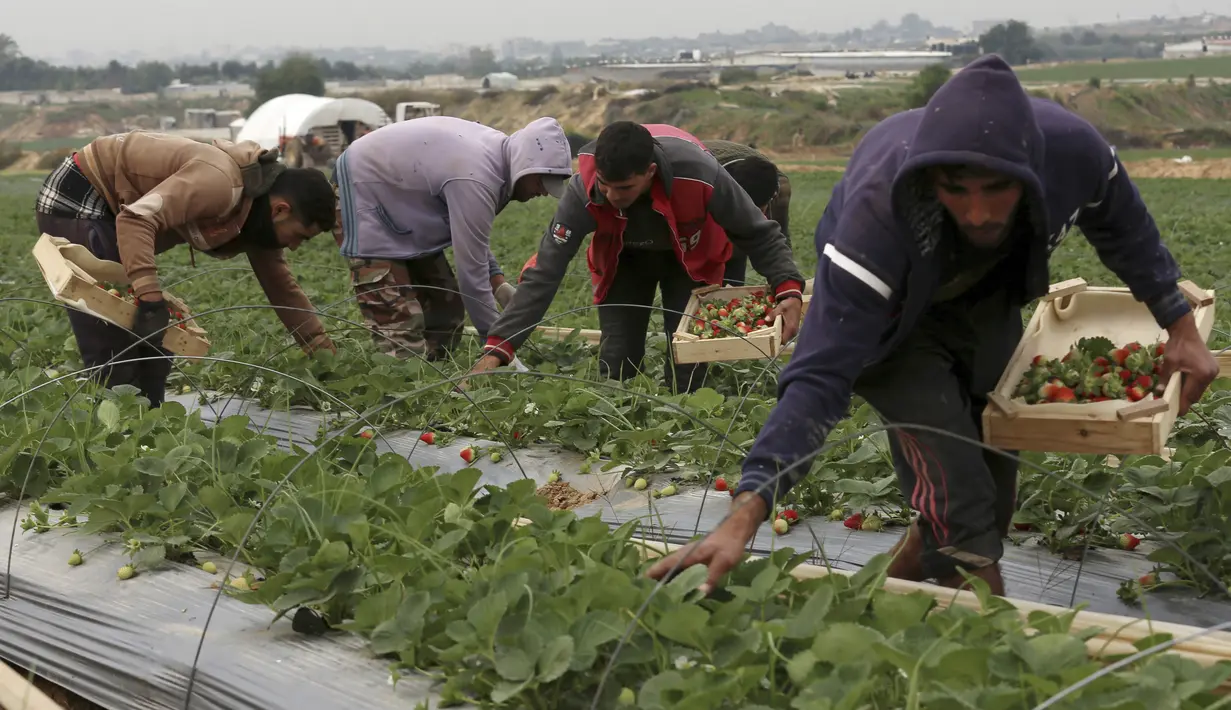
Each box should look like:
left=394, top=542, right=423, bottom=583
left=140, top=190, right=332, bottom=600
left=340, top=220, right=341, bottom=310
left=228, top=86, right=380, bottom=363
left=330, top=116, right=573, bottom=361
left=34, top=130, right=337, bottom=408
left=702, top=139, right=794, bottom=287
left=470, top=121, right=806, bottom=392
left=512, top=138, right=793, bottom=288
left=647, top=55, right=1219, bottom=596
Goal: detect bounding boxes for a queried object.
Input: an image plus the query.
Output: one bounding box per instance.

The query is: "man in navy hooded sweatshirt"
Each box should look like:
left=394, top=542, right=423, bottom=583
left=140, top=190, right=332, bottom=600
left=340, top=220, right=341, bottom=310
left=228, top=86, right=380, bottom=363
left=648, top=55, right=1219, bottom=596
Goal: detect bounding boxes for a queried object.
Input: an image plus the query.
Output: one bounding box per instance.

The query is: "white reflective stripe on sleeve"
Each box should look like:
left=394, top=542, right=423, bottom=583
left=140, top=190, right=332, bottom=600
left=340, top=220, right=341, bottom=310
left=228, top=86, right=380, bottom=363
left=822, top=243, right=893, bottom=299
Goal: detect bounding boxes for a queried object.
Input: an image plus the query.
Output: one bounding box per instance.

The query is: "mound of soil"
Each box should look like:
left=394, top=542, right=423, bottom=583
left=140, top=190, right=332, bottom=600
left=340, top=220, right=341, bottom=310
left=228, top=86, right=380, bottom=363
left=535, top=481, right=599, bottom=510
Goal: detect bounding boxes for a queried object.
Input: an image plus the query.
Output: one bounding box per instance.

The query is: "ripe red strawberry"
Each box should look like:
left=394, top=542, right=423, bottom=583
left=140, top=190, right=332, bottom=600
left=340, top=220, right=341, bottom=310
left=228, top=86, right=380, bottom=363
left=843, top=513, right=863, bottom=530
left=714, top=477, right=728, bottom=492
left=729, top=487, right=736, bottom=497
left=1154, top=342, right=1165, bottom=357
left=460, top=446, right=475, bottom=463
left=1119, top=533, right=1141, bottom=551
left=358, top=430, right=373, bottom=440
left=1110, top=348, right=1129, bottom=366
left=1127, top=342, right=1142, bottom=352
left=1133, top=375, right=1152, bottom=389
left=1050, top=386, right=1076, bottom=403
left=1139, top=572, right=1159, bottom=586
left=1127, top=385, right=1147, bottom=402
left=717, top=308, right=729, bottom=318
left=782, top=509, right=799, bottom=524
left=1031, top=354, right=1046, bottom=366
left=756, top=318, right=767, bottom=327
left=1118, top=369, right=1133, bottom=382
left=419, top=431, right=436, bottom=445
left=1092, top=396, right=1111, bottom=402
left=1093, top=356, right=1110, bottom=367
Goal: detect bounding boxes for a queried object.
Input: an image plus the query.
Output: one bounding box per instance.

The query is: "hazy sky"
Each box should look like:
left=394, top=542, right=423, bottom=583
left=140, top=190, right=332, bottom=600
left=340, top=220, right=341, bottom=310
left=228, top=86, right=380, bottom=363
left=6, top=0, right=1213, bottom=60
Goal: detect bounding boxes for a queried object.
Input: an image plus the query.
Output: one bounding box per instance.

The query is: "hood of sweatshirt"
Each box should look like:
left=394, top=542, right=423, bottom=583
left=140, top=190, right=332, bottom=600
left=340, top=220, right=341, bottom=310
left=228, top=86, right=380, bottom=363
left=889, top=54, right=1049, bottom=257
left=504, top=117, right=573, bottom=200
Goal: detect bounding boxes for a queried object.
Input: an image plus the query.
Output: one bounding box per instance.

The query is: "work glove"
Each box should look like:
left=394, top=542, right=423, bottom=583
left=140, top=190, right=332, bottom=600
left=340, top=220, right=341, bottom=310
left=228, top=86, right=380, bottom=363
left=133, top=297, right=170, bottom=347
left=495, top=282, right=518, bottom=310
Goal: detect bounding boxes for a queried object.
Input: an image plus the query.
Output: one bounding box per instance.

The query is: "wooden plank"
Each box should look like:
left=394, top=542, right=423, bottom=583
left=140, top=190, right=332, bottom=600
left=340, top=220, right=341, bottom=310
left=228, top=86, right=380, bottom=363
left=1043, top=277, right=1088, bottom=302
left=0, top=662, right=62, bottom=710
left=1179, top=279, right=1215, bottom=308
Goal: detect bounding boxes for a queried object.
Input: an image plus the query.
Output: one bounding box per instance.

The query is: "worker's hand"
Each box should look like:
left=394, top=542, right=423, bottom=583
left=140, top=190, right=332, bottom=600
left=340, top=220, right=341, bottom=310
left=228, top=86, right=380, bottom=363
left=495, top=282, right=518, bottom=310
left=1161, top=311, right=1219, bottom=415
left=459, top=353, right=505, bottom=391
left=768, top=295, right=803, bottom=342
left=646, top=492, right=766, bottom=595
left=305, top=333, right=337, bottom=356
left=133, top=297, right=170, bottom=347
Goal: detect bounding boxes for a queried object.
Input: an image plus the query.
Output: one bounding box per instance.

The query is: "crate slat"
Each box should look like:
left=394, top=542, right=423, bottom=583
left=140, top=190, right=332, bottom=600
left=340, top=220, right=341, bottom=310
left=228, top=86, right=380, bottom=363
left=33, top=234, right=210, bottom=358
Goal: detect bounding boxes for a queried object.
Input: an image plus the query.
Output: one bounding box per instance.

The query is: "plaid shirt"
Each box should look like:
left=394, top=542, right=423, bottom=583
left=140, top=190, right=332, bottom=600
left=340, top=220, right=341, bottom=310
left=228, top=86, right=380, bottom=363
left=35, top=155, right=113, bottom=221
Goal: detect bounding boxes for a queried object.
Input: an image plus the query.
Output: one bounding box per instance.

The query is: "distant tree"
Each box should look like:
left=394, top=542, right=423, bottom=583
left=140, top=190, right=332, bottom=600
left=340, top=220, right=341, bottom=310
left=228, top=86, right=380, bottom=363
left=252, top=54, right=325, bottom=110
left=1059, top=32, right=1076, bottom=46
left=0, top=34, right=19, bottom=60
left=123, top=60, right=174, bottom=94
left=1080, top=31, right=1101, bottom=46
left=978, top=21, right=1043, bottom=65
left=905, top=63, right=952, bottom=108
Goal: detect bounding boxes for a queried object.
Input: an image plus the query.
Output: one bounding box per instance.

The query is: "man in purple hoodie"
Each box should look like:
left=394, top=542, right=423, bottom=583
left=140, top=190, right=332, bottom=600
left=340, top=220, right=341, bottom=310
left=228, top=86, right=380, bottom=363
left=331, top=116, right=573, bottom=359
left=648, top=55, right=1219, bottom=597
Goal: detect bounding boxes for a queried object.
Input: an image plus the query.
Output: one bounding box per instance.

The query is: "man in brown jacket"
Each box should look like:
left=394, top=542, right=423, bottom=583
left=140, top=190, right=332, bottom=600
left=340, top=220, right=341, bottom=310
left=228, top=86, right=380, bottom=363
left=34, top=130, right=336, bottom=406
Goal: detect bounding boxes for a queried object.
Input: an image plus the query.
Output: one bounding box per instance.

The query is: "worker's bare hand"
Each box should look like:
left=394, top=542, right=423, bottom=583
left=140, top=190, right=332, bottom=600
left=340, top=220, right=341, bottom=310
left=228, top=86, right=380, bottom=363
left=645, top=492, right=765, bottom=595
left=768, top=296, right=803, bottom=342
left=459, top=354, right=504, bottom=392
left=1161, top=311, right=1219, bottom=415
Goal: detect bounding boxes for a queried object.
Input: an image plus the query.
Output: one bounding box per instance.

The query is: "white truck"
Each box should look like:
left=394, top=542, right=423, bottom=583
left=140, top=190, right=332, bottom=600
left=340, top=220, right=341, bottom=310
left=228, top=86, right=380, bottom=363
left=395, top=102, right=442, bottom=122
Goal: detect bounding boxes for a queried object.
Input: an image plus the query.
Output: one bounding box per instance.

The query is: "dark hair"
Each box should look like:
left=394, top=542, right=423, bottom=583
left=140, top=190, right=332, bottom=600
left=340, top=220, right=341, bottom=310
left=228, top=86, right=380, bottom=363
left=723, top=156, right=780, bottom=209
left=594, top=121, right=655, bottom=181
left=269, top=167, right=336, bottom=233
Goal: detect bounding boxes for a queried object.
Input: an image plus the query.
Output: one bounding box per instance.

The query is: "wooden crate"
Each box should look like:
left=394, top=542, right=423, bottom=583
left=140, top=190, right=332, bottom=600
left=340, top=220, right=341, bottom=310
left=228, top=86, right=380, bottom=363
left=982, top=278, right=1215, bottom=455
left=33, top=234, right=210, bottom=357
left=671, top=284, right=814, bottom=364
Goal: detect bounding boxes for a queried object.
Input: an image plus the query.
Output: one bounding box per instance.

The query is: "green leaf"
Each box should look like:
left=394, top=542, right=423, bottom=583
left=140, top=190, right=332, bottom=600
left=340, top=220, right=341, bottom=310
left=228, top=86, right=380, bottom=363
left=96, top=400, right=121, bottom=431
left=535, top=635, right=574, bottom=683
left=494, top=647, right=535, bottom=682
left=467, top=591, right=508, bottom=640
left=132, top=544, right=166, bottom=570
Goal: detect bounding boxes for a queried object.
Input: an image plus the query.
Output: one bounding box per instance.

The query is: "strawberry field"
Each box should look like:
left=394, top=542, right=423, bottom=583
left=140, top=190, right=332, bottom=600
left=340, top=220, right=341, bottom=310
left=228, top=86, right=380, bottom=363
left=1, top=168, right=1231, bottom=708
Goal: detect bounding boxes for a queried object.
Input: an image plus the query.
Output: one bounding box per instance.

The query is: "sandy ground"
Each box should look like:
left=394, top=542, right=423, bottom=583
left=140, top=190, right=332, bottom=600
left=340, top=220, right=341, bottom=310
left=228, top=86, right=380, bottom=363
left=535, top=480, right=600, bottom=510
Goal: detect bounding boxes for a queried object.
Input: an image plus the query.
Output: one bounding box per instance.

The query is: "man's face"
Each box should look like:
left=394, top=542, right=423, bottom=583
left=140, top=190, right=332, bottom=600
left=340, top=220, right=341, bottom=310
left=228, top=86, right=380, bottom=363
left=270, top=198, right=320, bottom=251
left=596, top=164, right=657, bottom=211
left=930, top=167, right=1024, bottom=250
left=512, top=174, right=549, bottom=203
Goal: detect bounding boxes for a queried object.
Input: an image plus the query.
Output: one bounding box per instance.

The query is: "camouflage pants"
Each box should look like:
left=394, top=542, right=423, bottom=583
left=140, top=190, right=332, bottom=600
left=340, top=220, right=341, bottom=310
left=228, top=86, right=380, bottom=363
left=332, top=180, right=465, bottom=359
left=347, top=255, right=466, bottom=360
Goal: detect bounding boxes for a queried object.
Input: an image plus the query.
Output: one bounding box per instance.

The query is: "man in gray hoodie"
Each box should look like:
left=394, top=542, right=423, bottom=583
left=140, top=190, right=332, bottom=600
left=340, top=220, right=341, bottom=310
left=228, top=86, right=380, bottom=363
left=331, top=116, right=573, bottom=360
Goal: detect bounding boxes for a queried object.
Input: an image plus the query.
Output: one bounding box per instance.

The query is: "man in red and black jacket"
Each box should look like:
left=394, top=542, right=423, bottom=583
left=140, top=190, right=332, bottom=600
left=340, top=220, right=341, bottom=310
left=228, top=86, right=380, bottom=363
left=469, top=121, right=805, bottom=392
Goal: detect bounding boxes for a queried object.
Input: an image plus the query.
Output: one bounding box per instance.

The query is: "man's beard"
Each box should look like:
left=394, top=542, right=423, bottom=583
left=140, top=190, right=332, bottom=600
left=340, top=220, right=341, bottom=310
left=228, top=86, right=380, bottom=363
left=237, top=195, right=282, bottom=250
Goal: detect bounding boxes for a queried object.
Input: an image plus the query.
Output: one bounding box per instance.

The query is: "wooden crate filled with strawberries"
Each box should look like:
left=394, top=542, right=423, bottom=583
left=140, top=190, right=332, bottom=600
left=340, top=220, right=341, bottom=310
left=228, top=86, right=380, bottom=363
left=32, top=233, right=210, bottom=357
left=671, top=284, right=799, bottom=364
left=982, top=277, right=1216, bottom=456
